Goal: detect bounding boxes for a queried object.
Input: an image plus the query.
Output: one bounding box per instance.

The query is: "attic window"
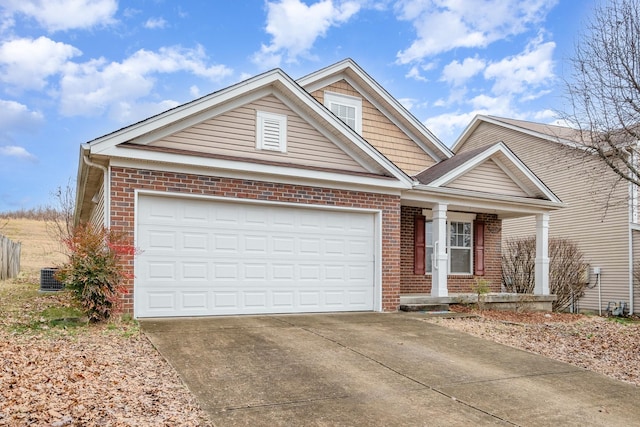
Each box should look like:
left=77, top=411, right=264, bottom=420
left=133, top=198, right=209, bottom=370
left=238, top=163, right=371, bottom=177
left=324, top=91, right=362, bottom=134
left=256, top=110, right=287, bottom=152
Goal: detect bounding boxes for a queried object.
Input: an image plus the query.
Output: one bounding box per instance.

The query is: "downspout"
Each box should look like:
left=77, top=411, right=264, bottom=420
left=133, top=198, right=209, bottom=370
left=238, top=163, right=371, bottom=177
left=83, top=154, right=110, bottom=229
left=629, top=174, right=637, bottom=316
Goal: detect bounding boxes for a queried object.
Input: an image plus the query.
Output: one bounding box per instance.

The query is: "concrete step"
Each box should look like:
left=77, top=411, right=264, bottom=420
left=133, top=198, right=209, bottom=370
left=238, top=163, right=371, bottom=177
left=399, top=303, right=450, bottom=312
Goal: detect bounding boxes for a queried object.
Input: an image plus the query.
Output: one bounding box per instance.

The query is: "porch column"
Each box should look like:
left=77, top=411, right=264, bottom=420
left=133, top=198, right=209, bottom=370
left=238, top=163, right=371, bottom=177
left=431, top=203, right=448, bottom=297
left=534, top=213, right=550, bottom=295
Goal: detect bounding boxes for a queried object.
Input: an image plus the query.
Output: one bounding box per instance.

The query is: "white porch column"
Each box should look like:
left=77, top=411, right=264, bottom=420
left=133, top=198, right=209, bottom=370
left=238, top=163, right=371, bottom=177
left=431, top=203, right=449, bottom=297
left=535, top=213, right=550, bottom=295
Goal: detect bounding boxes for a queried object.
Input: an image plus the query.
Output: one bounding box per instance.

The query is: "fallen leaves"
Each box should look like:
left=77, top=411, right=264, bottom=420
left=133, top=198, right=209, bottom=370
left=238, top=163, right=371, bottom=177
left=0, top=326, right=213, bottom=426
left=426, top=309, right=640, bottom=387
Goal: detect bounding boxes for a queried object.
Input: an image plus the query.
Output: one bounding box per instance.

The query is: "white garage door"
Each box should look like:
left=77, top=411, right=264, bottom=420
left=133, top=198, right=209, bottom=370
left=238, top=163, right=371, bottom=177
left=135, top=195, right=376, bottom=317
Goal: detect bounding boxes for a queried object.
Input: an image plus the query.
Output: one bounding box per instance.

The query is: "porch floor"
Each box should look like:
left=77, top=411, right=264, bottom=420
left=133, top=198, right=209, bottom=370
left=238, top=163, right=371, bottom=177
left=400, top=293, right=556, bottom=312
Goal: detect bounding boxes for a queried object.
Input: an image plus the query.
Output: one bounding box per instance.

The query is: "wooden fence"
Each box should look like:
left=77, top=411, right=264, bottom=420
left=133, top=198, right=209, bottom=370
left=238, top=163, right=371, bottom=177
left=0, top=234, right=21, bottom=280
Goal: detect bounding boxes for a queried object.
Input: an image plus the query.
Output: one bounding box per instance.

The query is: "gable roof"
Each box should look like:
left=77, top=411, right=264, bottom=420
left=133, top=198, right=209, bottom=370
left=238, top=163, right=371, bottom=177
left=414, top=142, right=561, bottom=203
left=81, top=67, right=414, bottom=186
left=452, top=115, right=586, bottom=153
left=297, top=58, right=452, bottom=162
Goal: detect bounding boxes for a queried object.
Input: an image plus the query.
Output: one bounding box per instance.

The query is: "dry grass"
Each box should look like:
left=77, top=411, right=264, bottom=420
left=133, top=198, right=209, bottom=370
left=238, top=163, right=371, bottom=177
left=0, top=218, right=67, bottom=280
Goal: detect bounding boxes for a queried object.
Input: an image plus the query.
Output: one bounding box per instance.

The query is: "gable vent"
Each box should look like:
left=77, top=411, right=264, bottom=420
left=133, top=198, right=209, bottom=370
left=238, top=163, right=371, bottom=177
left=256, top=110, right=287, bottom=153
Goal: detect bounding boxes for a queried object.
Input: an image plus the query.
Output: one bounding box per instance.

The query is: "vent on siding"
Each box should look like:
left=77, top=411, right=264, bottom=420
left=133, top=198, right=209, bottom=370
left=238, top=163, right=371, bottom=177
left=256, top=110, right=287, bottom=153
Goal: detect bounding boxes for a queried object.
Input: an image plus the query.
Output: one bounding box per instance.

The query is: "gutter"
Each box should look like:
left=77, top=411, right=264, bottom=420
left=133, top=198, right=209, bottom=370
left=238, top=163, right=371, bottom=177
left=82, top=154, right=109, bottom=228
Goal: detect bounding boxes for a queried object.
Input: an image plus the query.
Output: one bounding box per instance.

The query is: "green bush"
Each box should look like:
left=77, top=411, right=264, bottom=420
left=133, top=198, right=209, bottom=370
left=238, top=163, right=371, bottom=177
left=56, top=224, right=135, bottom=322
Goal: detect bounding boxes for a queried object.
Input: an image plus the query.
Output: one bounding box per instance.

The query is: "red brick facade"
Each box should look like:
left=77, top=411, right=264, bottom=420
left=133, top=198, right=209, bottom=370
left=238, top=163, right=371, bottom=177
left=400, top=206, right=502, bottom=294
left=109, top=166, right=401, bottom=313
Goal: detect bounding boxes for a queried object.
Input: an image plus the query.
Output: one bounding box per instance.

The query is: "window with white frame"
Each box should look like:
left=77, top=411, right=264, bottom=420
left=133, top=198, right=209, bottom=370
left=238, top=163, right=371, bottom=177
left=256, top=110, right=287, bottom=152
left=324, top=91, right=362, bottom=134
left=424, top=212, right=475, bottom=275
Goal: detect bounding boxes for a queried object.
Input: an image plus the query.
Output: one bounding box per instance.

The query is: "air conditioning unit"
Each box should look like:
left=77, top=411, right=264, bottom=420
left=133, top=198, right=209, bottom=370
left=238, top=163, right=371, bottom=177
left=40, top=268, right=64, bottom=292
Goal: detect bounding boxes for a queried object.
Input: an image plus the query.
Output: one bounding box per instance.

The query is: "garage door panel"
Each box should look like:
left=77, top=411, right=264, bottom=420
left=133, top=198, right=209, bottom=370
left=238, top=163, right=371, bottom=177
left=136, top=195, right=376, bottom=317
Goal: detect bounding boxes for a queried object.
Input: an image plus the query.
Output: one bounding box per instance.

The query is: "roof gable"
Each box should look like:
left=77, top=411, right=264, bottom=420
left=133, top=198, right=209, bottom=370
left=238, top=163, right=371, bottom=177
left=452, top=115, right=585, bottom=153
left=145, top=94, right=369, bottom=174
left=297, top=59, right=452, bottom=164
left=414, top=142, right=561, bottom=203
left=83, top=67, right=413, bottom=185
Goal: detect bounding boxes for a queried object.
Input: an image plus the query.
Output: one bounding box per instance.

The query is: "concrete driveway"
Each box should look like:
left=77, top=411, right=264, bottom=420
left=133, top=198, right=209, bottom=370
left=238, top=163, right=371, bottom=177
left=141, top=313, right=640, bottom=426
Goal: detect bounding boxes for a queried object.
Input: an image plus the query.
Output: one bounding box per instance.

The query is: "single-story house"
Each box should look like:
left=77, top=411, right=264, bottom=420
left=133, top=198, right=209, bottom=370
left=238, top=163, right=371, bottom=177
left=75, top=59, right=563, bottom=318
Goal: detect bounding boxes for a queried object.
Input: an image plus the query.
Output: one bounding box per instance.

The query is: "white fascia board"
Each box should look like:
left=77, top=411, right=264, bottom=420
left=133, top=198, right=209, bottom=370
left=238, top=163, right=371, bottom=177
left=107, top=148, right=409, bottom=193
left=271, top=77, right=414, bottom=185
left=297, top=60, right=452, bottom=160
left=428, top=142, right=561, bottom=203
left=89, top=66, right=412, bottom=187
left=404, top=186, right=564, bottom=218
left=269, top=91, right=381, bottom=175
left=105, top=88, right=273, bottom=151
left=491, top=156, right=536, bottom=198
left=342, top=76, right=445, bottom=163
left=451, top=115, right=483, bottom=153
left=456, top=115, right=589, bottom=152
left=87, top=70, right=286, bottom=153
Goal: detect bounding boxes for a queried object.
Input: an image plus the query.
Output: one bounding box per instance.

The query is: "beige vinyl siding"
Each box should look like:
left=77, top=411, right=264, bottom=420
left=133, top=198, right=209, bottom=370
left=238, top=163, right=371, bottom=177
left=311, top=80, right=435, bottom=175
left=445, top=159, right=530, bottom=197
left=458, top=121, right=632, bottom=312
left=633, top=229, right=640, bottom=312
left=150, top=95, right=368, bottom=173
left=88, top=181, right=104, bottom=228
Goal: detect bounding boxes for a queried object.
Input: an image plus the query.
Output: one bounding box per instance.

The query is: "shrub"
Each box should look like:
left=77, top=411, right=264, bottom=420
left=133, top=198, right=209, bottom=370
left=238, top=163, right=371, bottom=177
left=56, top=224, right=136, bottom=322
left=502, top=237, right=588, bottom=312
left=471, top=277, right=491, bottom=311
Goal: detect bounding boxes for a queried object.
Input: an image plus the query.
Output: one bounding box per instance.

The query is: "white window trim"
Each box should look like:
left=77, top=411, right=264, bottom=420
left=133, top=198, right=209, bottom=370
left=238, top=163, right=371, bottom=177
left=256, top=110, right=287, bottom=153
left=324, top=91, right=362, bottom=134
left=422, top=210, right=476, bottom=276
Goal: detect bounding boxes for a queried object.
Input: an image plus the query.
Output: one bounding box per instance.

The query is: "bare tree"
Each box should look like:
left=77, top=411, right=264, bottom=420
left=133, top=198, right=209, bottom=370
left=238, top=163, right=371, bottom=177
left=502, top=237, right=589, bottom=312
left=46, top=179, right=76, bottom=250
left=561, top=0, right=640, bottom=186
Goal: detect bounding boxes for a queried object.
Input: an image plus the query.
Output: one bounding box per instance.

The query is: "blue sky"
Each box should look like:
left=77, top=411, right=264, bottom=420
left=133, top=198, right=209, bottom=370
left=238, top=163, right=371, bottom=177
left=0, top=0, right=594, bottom=212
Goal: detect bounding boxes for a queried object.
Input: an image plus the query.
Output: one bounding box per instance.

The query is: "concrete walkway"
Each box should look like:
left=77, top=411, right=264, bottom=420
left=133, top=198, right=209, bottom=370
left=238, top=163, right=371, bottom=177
left=141, top=313, right=640, bottom=426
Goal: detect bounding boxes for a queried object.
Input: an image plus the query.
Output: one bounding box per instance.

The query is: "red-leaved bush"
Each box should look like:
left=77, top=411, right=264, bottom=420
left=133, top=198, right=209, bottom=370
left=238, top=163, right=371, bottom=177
left=57, top=224, right=136, bottom=322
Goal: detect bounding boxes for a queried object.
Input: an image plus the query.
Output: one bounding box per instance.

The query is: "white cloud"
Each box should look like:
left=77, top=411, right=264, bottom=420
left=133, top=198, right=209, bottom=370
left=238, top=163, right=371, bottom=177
left=405, top=65, right=427, bottom=82
left=484, top=37, right=556, bottom=95
left=0, top=99, right=44, bottom=134
left=397, top=97, right=417, bottom=111
left=3, top=0, right=117, bottom=32
left=395, top=0, right=557, bottom=63
left=189, top=85, right=201, bottom=98
left=59, top=45, right=233, bottom=118
left=110, top=99, right=180, bottom=123
left=144, top=17, right=168, bottom=29
left=253, top=0, right=361, bottom=68
left=0, top=36, right=81, bottom=91
left=441, top=56, right=486, bottom=86
left=0, top=145, right=37, bottom=161
left=425, top=111, right=483, bottom=146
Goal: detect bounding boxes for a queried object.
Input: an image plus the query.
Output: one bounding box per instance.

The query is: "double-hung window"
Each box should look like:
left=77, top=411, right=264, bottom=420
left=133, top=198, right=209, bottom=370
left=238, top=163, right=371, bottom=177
left=324, top=91, right=362, bottom=134
left=424, top=212, right=475, bottom=275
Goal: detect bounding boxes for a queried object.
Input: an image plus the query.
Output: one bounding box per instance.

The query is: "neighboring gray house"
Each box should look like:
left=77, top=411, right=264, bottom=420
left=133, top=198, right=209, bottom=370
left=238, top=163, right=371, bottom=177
left=453, top=115, right=638, bottom=315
